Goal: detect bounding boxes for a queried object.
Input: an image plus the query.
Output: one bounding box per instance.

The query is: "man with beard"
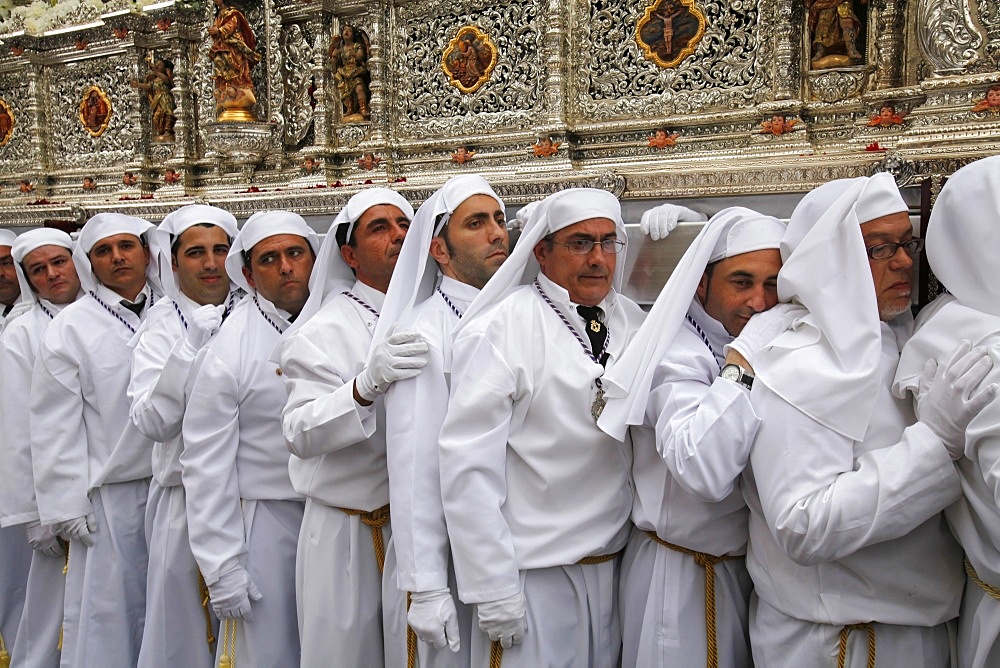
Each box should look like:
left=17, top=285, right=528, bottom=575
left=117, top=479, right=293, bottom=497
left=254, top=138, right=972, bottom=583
left=380, top=175, right=508, bottom=666
left=181, top=211, right=318, bottom=666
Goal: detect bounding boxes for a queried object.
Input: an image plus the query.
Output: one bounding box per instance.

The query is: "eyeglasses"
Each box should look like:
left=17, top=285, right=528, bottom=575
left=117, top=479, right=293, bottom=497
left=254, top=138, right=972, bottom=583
left=554, top=238, right=626, bottom=255
left=865, top=237, right=924, bottom=260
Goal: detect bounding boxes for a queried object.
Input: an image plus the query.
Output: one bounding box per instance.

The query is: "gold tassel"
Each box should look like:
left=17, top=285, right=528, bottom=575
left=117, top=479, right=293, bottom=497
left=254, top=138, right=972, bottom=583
left=220, top=618, right=237, bottom=668
left=0, top=630, right=10, bottom=668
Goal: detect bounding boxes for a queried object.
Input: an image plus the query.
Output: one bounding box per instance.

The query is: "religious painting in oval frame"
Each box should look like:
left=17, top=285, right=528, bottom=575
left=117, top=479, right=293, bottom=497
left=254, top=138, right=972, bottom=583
left=636, top=0, right=706, bottom=69
left=79, top=85, right=112, bottom=137
left=441, top=25, right=498, bottom=95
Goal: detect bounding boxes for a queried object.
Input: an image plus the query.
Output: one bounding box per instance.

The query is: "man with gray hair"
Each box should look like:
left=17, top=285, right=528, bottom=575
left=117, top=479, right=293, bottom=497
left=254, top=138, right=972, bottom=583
left=743, top=173, right=995, bottom=666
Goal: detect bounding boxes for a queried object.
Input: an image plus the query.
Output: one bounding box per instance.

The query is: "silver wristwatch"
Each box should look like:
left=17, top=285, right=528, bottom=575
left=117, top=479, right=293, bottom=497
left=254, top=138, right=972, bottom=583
left=720, top=363, right=754, bottom=391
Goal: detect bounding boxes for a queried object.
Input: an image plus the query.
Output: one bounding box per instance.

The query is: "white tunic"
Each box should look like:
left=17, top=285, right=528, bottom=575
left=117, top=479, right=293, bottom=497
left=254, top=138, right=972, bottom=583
left=129, top=293, right=229, bottom=668
left=623, top=298, right=758, bottom=668
left=31, top=284, right=155, bottom=667
left=384, top=276, right=477, bottom=667
left=894, top=294, right=1000, bottom=668
left=274, top=280, right=402, bottom=667
left=745, top=322, right=964, bottom=665
left=439, top=275, right=644, bottom=665
left=0, top=302, right=58, bottom=667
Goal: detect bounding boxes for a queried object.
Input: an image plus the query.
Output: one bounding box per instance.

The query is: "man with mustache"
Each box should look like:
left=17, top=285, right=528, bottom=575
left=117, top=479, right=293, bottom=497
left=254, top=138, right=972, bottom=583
left=273, top=189, right=428, bottom=665
left=0, top=228, right=81, bottom=668
left=181, top=211, right=319, bottom=666
left=438, top=188, right=646, bottom=665
left=380, top=175, right=508, bottom=666
left=31, top=213, right=161, bottom=666
left=128, top=205, right=239, bottom=667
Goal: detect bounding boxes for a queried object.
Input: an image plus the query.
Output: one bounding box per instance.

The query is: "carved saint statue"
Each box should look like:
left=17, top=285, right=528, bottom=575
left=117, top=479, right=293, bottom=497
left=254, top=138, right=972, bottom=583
left=208, top=0, right=261, bottom=121
left=330, top=25, right=372, bottom=122
left=806, top=0, right=867, bottom=69
left=132, top=55, right=176, bottom=142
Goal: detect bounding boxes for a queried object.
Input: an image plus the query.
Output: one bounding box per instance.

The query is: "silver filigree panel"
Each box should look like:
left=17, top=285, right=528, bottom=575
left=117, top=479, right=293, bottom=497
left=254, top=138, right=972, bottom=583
left=282, top=22, right=315, bottom=145
left=572, top=0, right=773, bottom=120
left=0, top=72, right=36, bottom=174
left=46, top=54, right=138, bottom=170
left=390, top=1, right=544, bottom=137
left=917, top=0, right=983, bottom=75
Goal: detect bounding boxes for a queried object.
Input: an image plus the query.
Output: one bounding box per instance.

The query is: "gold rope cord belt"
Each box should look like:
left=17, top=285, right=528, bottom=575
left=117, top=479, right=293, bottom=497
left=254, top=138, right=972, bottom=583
left=220, top=619, right=238, bottom=668
left=197, top=570, right=217, bottom=654
left=489, top=549, right=624, bottom=667
left=0, top=629, right=9, bottom=668
left=336, top=503, right=391, bottom=574
left=965, top=556, right=1000, bottom=600
left=57, top=541, right=70, bottom=651
left=837, top=622, right=875, bottom=668
left=643, top=530, right=739, bottom=668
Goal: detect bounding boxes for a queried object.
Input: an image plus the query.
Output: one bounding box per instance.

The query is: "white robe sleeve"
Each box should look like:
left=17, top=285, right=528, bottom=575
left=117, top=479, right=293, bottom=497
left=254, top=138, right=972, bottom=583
left=0, top=325, right=39, bottom=526
left=30, top=327, right=93, bottom=524
left=439, top=329, right=521, bottom=604
left=648, top=346, right=761, bottom=503
left=385, top=338, right=450, bottom=592
left=276, top=331, right=375, bottom=459
left=749, top=382, right=961, bottom=567
left=180, top=349, right=246, bottom=583
left=966, top=388, right=1000, bottom=508
left=129, top=323, right=194, bottom=442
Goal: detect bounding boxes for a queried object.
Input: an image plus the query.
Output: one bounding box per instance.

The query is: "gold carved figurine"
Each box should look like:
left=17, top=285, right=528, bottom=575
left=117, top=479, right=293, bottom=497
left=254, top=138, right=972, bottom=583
left=331, top=25, right=372, bottom=122
left=442, top=26, right=498, bottom=94
left=972, top=85, right=1000, bottom=113
left=131, top=54, right=176, bottom=142
left=807, top=0, right=867, bottom=69
left=357, top=152, right=381, bottom=170
left=636, top=0, right=706, bottom=69
left=79, top=86, right=112, bottom=137
left=0, top=99, right=13, bottom=147
left=533, top=136, right=561, bottom=157
left=647, top=128, right=680, bottom=148
left=209, top=0, right=261, bottom=122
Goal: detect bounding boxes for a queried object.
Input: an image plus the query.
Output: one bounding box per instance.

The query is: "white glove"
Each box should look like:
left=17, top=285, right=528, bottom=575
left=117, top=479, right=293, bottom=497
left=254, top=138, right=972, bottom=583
left=54, top=513, right=97, bottom=547
left=639, top=203, right=707, bottom=241
left=477, top=591, right=527, bottom=649
left=725, top=303, right=802, bottom=368
left=26, top=521, right=63, bottom=558
left=355, top=328, right=429, bottom=402
left=182, top=303, right=224, bottom=354
left=209, top=566, right=263, bottom=621
left=510, top=200, right=541, bottom=231
left=916, top=340, right=997, bottom=459
left=408, top=588, right=461, bottom=652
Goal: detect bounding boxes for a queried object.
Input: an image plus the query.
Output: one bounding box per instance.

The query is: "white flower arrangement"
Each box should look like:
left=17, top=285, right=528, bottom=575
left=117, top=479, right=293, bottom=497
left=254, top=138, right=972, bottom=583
left=0, top=0, right=168, bottom=37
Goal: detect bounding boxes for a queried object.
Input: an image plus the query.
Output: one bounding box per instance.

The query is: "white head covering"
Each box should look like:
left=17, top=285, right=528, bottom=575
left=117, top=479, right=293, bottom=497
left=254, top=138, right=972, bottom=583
left=0, top=229, right=16, bottom=247
left=456, top=187, right=626, bottom=337
left=926, top=155, right=1000, bottom=316
left=224, top=210, right=320, bottom=296
left=599, top=207, right=786, bottom=438
left=10, top=228, right=76, bottom=310
left=754, top=172, right=909, bottom=441
left=73, top=213, right=160, bottom=296
left=375, top=175, right=503, bottom=348
left=150, top=204, right=239, bottom=303
left=288, top=188, right=413, bottom=333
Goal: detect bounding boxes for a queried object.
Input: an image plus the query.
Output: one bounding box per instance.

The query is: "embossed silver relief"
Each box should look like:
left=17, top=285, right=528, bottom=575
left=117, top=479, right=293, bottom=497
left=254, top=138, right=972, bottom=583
left=916, top=0, right=983, bottom=75
left=282, top=23, right=314, bottom=145
left=572, top=0, right=772, bottom=120
left=973, top=0, right=1000, bottom=66
left=806, top=69, right=867, bottom=102
left=390, top=1, right=544, bottom=137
